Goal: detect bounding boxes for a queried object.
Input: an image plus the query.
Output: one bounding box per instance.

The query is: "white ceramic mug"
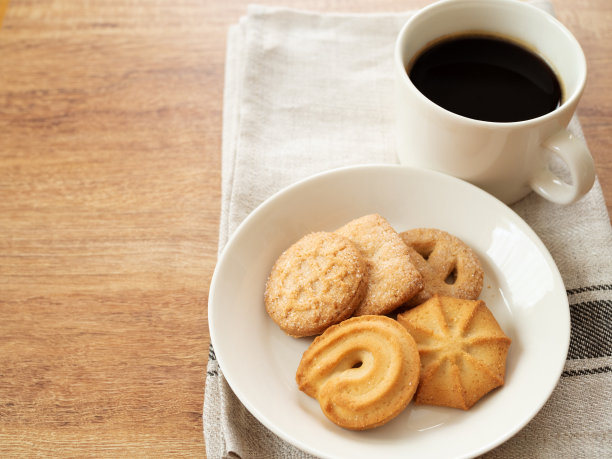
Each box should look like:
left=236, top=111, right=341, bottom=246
left=394, top=0, right=595, bottom=204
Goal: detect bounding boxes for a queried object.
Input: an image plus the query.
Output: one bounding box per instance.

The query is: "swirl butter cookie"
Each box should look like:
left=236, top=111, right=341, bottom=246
left=265, top=232, right=368, bottom=338
left=400, top=228, right=483, bottom=307
left=296, top=315, right=420, bottom=430
left=335, top=214, right=423, bottom=316
left=397, top=295, right=511, bottom=410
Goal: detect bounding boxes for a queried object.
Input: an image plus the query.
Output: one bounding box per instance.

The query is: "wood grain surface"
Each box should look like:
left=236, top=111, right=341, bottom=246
left=0, top=0, right=609, bottom=457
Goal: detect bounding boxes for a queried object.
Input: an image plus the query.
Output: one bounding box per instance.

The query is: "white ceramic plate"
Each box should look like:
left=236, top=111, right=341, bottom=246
left=208, top=165, right=570, bottom=459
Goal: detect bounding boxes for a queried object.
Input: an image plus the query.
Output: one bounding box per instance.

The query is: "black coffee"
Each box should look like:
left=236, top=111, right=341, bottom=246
left=408, top=34, right=562, bottom=122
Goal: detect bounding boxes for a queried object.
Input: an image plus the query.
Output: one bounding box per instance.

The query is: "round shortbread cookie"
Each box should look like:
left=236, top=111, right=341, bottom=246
left=400, top=228, right=484, bottom=307
left=265, top=232, right=368, bottom=337
left=296, top=315, right=421, bottom=430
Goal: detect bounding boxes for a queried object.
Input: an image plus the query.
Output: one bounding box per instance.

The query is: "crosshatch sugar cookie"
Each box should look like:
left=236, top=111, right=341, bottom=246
left=264, top=231, right=368, bottom=338
left=335, top=214, right=423, bottom=316
left=296, top=315, right=420, bottom=430
left=400, top=228, right=484, bottom=307
left=397, top=295, right=511, bottom=410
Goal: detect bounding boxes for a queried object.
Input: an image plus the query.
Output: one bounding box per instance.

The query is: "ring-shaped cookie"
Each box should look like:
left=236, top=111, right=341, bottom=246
left=400, top=228, right=484, bottom=307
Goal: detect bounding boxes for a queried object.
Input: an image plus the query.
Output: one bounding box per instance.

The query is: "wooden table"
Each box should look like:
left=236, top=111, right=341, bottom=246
left=0, top=0, right=609, bottom=456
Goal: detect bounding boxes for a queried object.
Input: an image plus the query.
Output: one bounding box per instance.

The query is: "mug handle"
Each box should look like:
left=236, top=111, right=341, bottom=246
left=529, top=129, right=595, bottom=204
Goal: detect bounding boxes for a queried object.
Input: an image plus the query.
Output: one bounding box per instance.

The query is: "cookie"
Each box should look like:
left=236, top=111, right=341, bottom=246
left=264, top=231, right=368, bottom=337
left=397, top=295, right=511, bottom=410
left=296, top=315, right=420, bottom=430
left=335, top=214, right=422, bottom=316
left=400, top=228, right=483, bottom=307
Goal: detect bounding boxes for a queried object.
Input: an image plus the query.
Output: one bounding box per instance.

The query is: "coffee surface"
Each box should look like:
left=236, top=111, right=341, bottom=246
left=408, top=35, right=562, bottom=122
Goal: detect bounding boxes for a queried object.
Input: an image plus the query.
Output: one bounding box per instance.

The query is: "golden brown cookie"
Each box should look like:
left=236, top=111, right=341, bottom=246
left=397, top=295, right=511, bottom=410
left=296, top=315, right=420, bottom=430
left=335, top=214, right=422, bottom=316
left=400, top=228, right=484, bottom=307
left=264, top=231, right=368, bottom=338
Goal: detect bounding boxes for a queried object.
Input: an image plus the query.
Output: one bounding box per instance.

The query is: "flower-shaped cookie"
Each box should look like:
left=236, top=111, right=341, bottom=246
left=397, top=295, right=511, bottom=410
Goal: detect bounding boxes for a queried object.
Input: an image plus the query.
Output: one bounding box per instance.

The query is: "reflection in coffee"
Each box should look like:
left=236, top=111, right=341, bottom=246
left=408, top=34, right=562, bottom=122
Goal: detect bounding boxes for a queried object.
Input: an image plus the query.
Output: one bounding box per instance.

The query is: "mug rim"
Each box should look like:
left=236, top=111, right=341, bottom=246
left=394, top=0, right=587, bottom=128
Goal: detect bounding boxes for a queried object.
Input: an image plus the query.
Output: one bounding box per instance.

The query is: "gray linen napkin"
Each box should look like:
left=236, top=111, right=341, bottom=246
left=205, top=2, right=612, bottom=457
